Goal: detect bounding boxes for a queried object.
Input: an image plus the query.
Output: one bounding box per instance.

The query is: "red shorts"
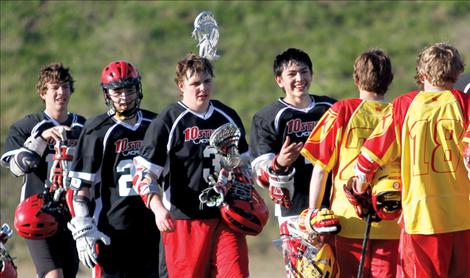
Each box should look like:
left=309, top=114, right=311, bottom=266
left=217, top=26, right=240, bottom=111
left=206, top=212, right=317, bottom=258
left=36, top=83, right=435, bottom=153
left=335, top=236, right=399, bottom=278
left=162, top=218, right=249, bottom=278
left=398, top=229, right=470, bottom=278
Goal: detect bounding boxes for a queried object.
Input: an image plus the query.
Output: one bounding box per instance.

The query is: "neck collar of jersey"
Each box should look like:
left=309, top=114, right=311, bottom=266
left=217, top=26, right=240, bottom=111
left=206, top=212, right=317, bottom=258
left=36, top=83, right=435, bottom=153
left=178, top=101, right=214, bottom=119
left=278, top=95, right=315, bottom=112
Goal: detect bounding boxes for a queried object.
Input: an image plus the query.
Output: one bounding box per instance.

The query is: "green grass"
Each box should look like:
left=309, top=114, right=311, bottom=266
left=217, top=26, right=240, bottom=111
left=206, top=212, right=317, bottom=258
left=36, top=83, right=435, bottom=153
left=1, top=0, right=469, bottom=273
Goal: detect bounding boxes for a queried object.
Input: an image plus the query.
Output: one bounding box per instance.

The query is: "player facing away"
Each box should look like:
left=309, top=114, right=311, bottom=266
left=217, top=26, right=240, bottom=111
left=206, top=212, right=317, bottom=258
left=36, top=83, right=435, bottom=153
left=301, top=49, right=401, bottom=277
left=354, top=43, right=470, bottom=277
left=67, top=61, right=160, bottom=277
left=133, top=53, right=251, bottom=277
left=250, top=48, right=337, bottom=275
left=1, top=63, right=84, bottom=278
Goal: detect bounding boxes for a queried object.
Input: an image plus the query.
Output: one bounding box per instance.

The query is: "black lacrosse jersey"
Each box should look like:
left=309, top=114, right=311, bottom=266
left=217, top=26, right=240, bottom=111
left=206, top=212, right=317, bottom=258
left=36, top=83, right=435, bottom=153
left=250, top=95, right=336, bottom=217
left=69, top=109, right=158, bottom=232
left=1, top=111, right=85, bottom=200
left=138, top=100, right=249, bottom=220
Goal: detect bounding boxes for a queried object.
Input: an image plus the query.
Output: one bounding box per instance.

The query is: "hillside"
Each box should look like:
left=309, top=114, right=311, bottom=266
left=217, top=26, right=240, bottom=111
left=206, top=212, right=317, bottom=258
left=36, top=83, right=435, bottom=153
left=1, top=1, right=469, bottom=276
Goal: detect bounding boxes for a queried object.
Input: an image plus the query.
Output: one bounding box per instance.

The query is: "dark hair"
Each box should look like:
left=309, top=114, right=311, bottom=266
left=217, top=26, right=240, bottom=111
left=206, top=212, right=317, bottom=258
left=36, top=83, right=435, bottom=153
left=273, top=48, right=313, bottom=77
left=353, top=49, right=393, bottom=95
left=36, top=63, right=74, bottom=95
left=175, top=53, right=214, bottom=86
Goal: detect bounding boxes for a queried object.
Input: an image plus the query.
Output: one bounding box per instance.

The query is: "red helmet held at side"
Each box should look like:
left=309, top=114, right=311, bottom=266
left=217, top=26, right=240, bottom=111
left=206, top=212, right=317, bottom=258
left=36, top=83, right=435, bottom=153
left=220, top=182, right=269, bottom=236
left=14, top=194, right=58, bottom=240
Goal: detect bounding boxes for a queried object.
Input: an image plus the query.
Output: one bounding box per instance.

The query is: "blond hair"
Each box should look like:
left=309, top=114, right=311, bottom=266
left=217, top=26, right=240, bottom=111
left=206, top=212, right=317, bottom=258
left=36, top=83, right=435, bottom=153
left=415, top=43, right=464, bottom=87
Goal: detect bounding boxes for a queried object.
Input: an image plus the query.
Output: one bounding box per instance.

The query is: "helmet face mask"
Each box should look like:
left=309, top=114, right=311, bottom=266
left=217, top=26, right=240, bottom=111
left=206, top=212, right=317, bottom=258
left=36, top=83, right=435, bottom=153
left=100, top=61, right=143, bottom=119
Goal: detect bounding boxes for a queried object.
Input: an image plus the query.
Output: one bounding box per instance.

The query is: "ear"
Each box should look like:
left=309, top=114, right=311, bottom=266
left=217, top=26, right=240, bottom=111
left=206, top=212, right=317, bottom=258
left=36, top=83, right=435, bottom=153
left=177, top=81, right=185, bottom=96
left=39, top=91, right=47, bottom=101
left=275, top=75, right=284, bottom=89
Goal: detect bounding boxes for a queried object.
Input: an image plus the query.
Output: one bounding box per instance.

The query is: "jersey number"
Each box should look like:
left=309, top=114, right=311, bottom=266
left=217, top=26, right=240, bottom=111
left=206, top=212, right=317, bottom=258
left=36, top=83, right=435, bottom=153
left=409, top=119, right=463, bottom=175
left=116, top=159, right=138, bottom=196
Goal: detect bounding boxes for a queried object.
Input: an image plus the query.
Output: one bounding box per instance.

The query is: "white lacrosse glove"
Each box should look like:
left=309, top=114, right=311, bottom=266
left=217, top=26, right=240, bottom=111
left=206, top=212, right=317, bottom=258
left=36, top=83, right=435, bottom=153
left=67, top=216, right=111, bottom=268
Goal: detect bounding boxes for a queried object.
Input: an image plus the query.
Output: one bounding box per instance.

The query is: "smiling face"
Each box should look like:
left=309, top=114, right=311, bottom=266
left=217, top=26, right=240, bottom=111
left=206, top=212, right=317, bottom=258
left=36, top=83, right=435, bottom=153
left=178, top=70, right=213, bottom=113
left=275, top=61, right=312, bottom=101
left=40, top=82, right=71, bottom=114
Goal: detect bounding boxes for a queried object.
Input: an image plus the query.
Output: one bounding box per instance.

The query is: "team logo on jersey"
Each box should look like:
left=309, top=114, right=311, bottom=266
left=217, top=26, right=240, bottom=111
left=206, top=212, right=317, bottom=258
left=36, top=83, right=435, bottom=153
left=47, top=138, right=78, bottom=150
left=115, top=138, right=142, bottom=156
left=184, top=126, right=213, bottom=144
left=286, top=118, right=316, bottom=138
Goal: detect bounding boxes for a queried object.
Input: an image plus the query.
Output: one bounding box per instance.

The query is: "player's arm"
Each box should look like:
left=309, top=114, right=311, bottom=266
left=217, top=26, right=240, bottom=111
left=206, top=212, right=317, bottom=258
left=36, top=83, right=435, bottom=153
left=133, top=156, right=175, bottom=233
left=308, top=163, right=328, bottom=209
left=464, top=143, right=470, bottom=180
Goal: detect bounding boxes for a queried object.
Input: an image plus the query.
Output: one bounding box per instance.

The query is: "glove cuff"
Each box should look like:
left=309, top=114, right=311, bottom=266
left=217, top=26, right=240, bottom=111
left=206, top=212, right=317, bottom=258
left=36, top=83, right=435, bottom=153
left=68, top=216, right=96, bottom=240
left=24, top=135, right=48, bottom=156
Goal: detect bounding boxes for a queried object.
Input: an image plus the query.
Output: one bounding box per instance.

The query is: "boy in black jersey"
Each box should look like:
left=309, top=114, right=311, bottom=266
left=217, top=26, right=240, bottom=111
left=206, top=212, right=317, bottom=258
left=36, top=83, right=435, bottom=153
left=250, top=48, right=336, bottom=275
left=133, top=53, right=250, bottom=277
left=1, top=63, right=84, bottom=278
left=67, top=61, right=160, bottom=277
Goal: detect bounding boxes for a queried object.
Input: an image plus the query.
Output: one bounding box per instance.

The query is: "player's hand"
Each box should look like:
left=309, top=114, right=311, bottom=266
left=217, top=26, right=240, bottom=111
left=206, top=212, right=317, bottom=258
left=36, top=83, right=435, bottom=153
left=67, top=217, right=111, bottom=268
left=343, top=177, right=376, bottom=220
left=299, top=208, right=341, bottom=235
left=150, top=200, right=176, bottom=233
left=41, top=125, right=71, bottom=142
left=276, top=136, right=303, bottom=168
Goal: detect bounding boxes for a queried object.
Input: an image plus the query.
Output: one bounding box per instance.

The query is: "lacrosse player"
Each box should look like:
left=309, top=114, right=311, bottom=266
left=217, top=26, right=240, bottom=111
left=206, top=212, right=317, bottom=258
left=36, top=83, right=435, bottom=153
left=354, top=43, right=470, bottom=277
left=301, top=49, right=401, bottom=277
left=250, top=48, right=336, bottom=275
left=1, top=63, right=84, bottom=278
left=67, top=61, right=161, bottom=277
left=133, top=53, right=251, bottom=277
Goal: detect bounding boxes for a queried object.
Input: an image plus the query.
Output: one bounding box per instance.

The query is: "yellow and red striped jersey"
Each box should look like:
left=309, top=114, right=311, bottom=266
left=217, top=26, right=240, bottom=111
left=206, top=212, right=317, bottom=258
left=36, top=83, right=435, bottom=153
left=360, top=90, right=470, bottom=234
left=301, top=98, right=400, bottom=239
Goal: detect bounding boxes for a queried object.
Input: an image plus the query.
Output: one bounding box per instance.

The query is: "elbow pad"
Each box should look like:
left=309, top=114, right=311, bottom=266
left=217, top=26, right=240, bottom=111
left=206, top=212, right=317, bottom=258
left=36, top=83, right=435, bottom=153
left=9, top=148, right=41, bottom=176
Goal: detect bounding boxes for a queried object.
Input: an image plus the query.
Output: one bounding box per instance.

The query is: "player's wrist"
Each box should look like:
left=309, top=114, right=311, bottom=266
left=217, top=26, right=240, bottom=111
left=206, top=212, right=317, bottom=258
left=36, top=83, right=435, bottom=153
left=272, top=155, right=290, bottom=174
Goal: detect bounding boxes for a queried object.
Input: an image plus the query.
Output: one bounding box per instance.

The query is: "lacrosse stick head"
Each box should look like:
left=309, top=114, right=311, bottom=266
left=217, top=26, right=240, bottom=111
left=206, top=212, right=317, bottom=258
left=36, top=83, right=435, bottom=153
left=279, top=218, right=338, bottom=278
left=192, top=11, right=220, bottom=61
left=210, top=123, right=241, bottom=170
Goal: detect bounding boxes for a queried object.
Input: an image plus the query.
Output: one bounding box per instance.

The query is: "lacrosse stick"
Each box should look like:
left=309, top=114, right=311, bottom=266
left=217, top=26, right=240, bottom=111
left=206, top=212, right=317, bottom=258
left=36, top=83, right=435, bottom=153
left=192, top=11, right=220, bottom=60
left=277, top=217, right=335, bottom=277
left=41, top=130, right=74, bottom=222
left=199, top=123, right=241, bottom=207
left=209, top=122, right=241, bottom=170
left=357, top=213, right=372, bottom=278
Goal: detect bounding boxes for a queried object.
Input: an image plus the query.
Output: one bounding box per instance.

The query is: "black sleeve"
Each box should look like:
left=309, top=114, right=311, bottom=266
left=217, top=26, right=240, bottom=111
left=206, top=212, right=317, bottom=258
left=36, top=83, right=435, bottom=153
left=250, top=112, right=278, bottom=158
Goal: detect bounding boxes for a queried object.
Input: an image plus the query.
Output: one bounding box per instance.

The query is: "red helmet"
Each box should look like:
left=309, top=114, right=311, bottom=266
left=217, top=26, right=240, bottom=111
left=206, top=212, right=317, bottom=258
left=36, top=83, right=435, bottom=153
left=14, top=194, right=58, bottom=240
left=220, top=182, right=269, bottom=236
left=100, top=60, right=143, bottom=117
left=100, top=60, right=140, bottom=90
left=0, top=259, right=17, bottom=278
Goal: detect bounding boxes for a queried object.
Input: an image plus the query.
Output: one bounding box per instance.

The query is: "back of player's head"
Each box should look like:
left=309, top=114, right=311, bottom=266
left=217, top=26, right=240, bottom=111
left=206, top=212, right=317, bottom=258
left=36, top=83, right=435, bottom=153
left=273, top=48, right=313, bottom=77
left=415, top=42, right=464, bottom=88
left=36, top=63, right=74, bottom=95
left=353, top=49, right=393, bottom=95
left=174, top=53, right=214, bottom=86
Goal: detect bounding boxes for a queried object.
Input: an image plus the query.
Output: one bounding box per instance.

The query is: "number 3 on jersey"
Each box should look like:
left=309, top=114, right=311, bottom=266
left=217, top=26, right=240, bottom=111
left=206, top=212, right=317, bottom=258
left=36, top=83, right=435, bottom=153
left=116, top=159, right=138, bottom=196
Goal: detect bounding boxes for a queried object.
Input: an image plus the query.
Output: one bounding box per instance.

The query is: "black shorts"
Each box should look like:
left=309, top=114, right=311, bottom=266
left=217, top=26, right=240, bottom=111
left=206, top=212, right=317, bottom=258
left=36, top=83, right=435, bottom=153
left=97, top=228, right=160, bottom=277
left=26, top=226, right=79, bottom=278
